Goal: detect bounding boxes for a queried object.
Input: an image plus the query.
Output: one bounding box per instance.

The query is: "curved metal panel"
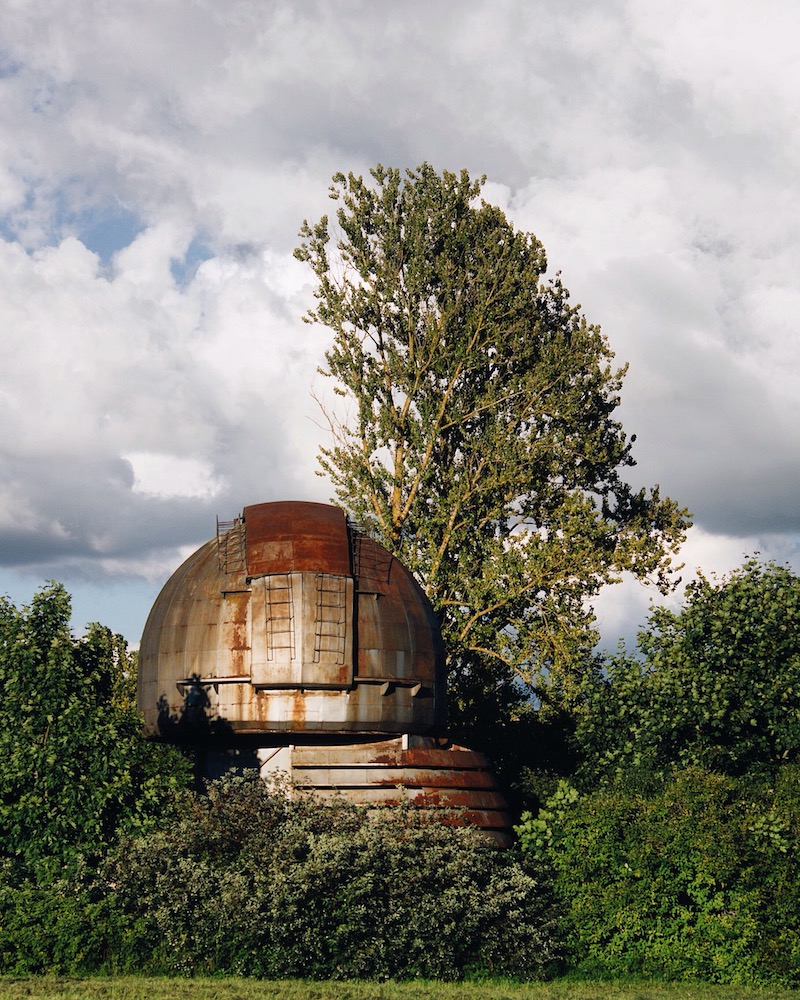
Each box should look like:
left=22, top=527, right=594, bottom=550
left=138, top=502, right=445, bottom=736
left=260, top=737, right=512, bottom=848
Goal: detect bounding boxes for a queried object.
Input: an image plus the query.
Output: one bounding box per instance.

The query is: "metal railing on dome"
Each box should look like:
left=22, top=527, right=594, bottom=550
left=347, top=517, right=393, bottom=587
left=216, top=515, right=246, bottom=573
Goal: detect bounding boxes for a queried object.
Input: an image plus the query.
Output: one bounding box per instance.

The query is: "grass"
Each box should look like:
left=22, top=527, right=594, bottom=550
left=0, top=980, right=798, bottom=1000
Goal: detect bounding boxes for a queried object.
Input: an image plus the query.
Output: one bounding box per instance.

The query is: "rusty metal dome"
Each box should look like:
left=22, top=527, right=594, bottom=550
left=138, top=500, right=512, bottom=846
left=138, top=501, right=446, bottom=737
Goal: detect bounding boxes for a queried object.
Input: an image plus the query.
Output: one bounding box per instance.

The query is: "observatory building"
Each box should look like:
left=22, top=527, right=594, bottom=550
left=138, top=500, right=511, bottom=844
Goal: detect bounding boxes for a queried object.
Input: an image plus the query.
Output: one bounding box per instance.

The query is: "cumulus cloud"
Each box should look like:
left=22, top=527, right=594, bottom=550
left=0, top=0, right=798, bottom=642
left=0, top=220, right=329, bottom=604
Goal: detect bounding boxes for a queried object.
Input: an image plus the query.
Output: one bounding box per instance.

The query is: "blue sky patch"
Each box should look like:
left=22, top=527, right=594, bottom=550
left=171, top=236, right=213, bottom=287
left=78, top=206, right=144, bottom=265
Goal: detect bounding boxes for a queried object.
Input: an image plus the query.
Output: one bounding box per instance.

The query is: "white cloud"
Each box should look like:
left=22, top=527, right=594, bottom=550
left=594, top=523, right=786, bottom=651
left=124, top=452, right=225, bottom=501
left=0, top=0, right=799, bottom=643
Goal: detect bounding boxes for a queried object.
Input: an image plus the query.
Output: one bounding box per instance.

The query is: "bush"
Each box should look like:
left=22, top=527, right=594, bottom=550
left=91, top=776, right=561, bottom=980
left=0, top=584, right=192, bottom=876
left=577, top=560, right=800, bottom=785
left=526, top=765, right=800, bottom=984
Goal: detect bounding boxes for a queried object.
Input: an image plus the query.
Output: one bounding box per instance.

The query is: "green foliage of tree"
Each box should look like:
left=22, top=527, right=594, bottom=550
left=518, top=766, right=800, bottom=985
left=0, top=862, right=115, bottom=975
left=577, top=559, right=800, bottom=783
left=296, top=163, right=689, bottom=724
left=0, top=583, right=192, bottom=876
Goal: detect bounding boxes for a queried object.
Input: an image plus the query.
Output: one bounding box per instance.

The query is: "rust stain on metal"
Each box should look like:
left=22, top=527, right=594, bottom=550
left=244, top=502, right=351, bottom=577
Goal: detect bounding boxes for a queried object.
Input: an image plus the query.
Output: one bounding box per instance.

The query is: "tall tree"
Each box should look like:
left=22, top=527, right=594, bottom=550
left=296, top=164, right=689, bottom=722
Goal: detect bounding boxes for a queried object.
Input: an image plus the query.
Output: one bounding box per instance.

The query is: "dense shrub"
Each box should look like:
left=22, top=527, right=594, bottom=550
left=519, top=765, right=800, bottom=984
left=0, top=584, right=558, bottom=980
left=86, top=777, right=561, bottom=980
left=0, top=582, right=187, bottom=975
left=0, top=866, right=92, bottom=975
left=0, top=584, right=192, bottom=876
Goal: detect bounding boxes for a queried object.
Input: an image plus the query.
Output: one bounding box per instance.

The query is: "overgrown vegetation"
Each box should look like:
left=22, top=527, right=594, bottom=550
left=516, top=561, right=800, bottom=985
left=94, top=779, right=558, bottom=980
left=0, top=582, right=192, bottom=877
left=0, top=585, right=558, bottom=980
left=0, top=773, right=558, bottom=979
left=6, top=564, right=800, bottom=985
left=576, top=559, right=800, bottom=783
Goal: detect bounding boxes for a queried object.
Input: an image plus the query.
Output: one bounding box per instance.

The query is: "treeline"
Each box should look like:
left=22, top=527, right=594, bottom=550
left=2, top=562, right=800, bottom=983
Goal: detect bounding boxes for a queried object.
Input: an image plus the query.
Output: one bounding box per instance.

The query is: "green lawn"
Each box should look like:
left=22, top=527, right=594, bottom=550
left=0, top=980, right=797, bottom=1000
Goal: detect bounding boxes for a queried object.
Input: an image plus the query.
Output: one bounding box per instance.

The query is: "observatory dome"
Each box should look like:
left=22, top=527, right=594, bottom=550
left=138, top=501, right=446, bottom=738
left=138, top=500, right=511, bottom=846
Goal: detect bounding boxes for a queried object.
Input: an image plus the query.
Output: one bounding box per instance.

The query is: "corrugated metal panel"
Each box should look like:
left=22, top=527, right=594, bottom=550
left=251, top=574, right=295, bottom=684
left=257, top=737, right=512, bottom=848
left=351, top=533, right=393, bottom=593
left=244, top=502, right=351, bottom=576
left=249, top=572, right=354, bottom=689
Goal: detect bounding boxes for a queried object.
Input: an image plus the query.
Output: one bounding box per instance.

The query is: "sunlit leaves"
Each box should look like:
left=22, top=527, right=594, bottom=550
left=535, top=767, right=800, bottom=984
left=297, top=164, right=689, bottom=722
left=579, top=559, right=800, bottom=781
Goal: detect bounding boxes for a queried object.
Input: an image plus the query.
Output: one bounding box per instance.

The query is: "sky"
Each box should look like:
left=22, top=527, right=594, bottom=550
left=1, top=0, right=799, bottom=650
